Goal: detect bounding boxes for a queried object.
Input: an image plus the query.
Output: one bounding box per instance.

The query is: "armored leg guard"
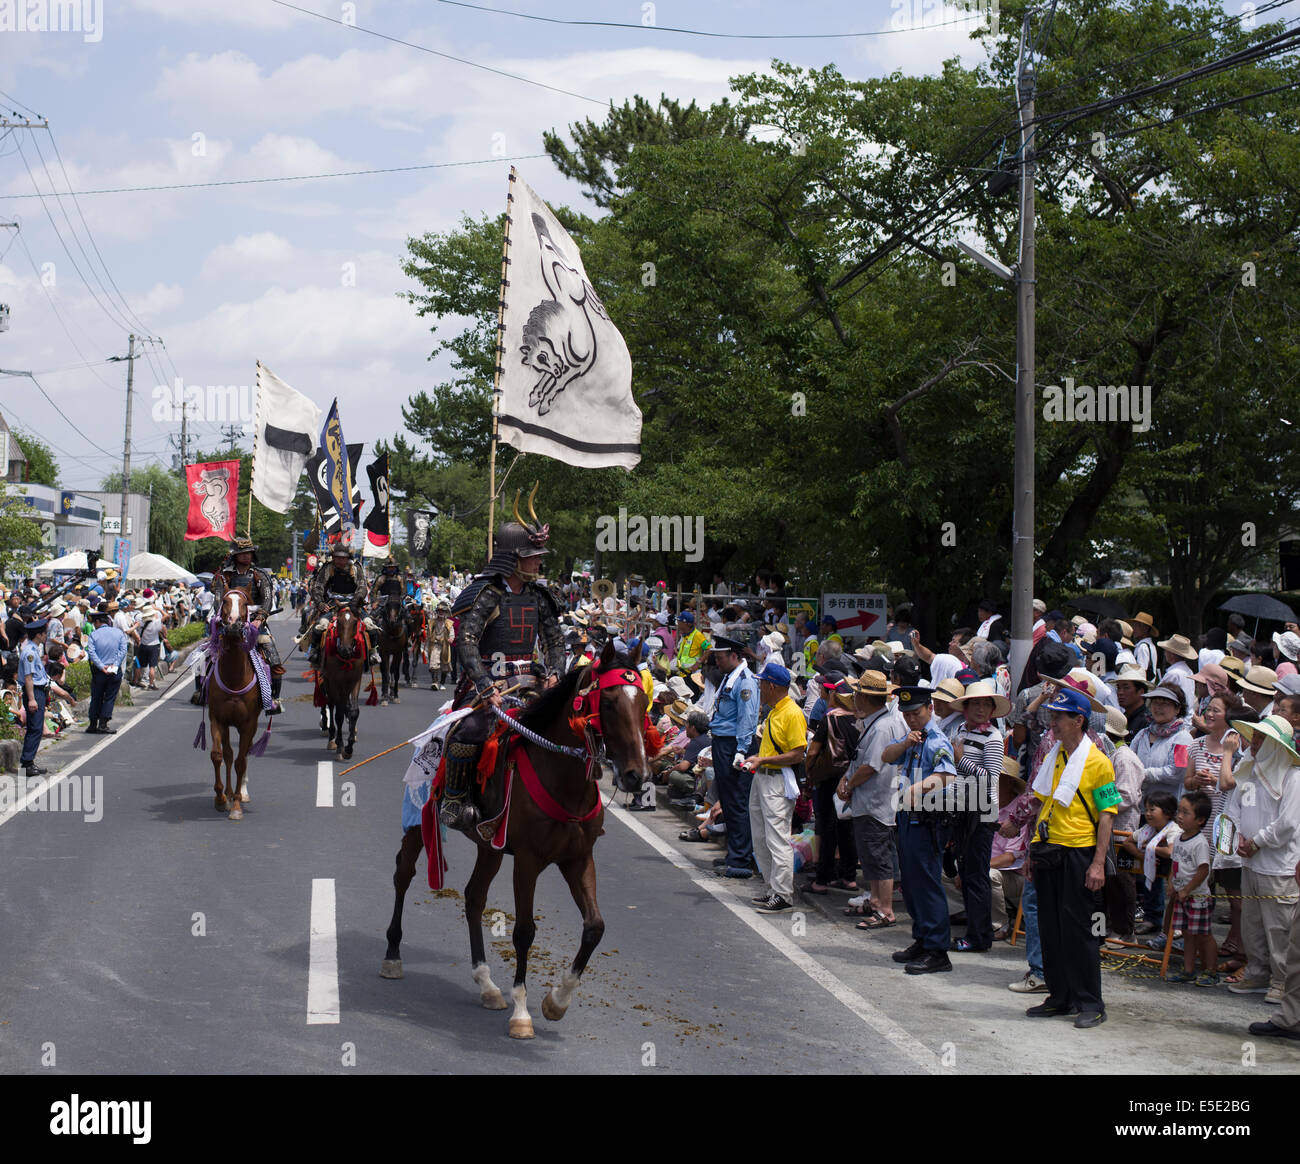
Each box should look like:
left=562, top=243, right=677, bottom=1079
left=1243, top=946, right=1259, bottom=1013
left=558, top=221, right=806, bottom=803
left=439, top=742, right=482, bottom=831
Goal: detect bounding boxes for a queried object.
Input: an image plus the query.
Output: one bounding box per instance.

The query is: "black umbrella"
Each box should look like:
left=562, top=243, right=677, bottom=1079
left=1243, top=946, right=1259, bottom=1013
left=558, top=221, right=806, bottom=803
left=1066, top=594, right=1127, bottom=619
left=1219, top=593, right=1298, bottom=642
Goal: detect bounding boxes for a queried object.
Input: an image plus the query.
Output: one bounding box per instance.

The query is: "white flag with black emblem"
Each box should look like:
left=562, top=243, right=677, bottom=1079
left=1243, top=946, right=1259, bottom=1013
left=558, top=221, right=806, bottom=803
left=251, top=362, right=322, bottom=512
left=497, top=170, right=641, bottom=470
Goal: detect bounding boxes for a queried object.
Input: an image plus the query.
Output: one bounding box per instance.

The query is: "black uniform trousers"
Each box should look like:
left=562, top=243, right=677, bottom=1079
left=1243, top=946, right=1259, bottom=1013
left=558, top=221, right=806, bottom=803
left=1033, top=842, right=1104, bottom=1014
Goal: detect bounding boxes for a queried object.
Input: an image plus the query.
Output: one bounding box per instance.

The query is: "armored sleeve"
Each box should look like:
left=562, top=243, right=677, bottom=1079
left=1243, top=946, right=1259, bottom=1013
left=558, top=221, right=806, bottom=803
left=535, top=585, right=565, bottom=677
left=457, top=584, right=503, bottom=696
left=252, top=568, right=275, bottom=610
left=353, top=571, right=370, bottom=609
left=308, top=567, right=328, bottom=608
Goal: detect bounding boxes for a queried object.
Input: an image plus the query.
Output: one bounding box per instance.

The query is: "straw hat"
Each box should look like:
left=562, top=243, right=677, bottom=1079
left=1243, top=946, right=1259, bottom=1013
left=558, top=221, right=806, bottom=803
left=1064, top=669, right=1107, bottom=712
left=932, top=677, right=966, bottom=705
left=1156, top=633, right=1197, bottom=661
left=854, top=670, right=895, bottom=698
left=1113, top=665, right=1152, bottom=689
left=1129, top=611, right=1156, bottom=630
left=951, top=679, right=1011, bottom=718
left=1103, top=706, right=1130, bottom=739
left=666, top=700, right=690, bottom=726
left=667, top=676, right=692, bottom=702
left=1220, top=655, right=1246, bottom=677
left=1237, top=665, right=1279, bottom=696
left=1229, top=714, right=1300, bottom=764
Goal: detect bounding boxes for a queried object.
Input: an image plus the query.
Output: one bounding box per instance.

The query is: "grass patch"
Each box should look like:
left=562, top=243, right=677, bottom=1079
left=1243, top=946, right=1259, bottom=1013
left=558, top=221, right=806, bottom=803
left=62, top=660, right=132, bottom=706
left=168, top=621, right=207, bottom=649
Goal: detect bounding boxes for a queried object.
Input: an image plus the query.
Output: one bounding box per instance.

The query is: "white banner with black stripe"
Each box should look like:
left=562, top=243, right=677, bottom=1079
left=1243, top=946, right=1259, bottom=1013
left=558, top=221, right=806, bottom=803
left=496, top=171, right=641, bottom=470
left=251, top=362, right=321, bottom=512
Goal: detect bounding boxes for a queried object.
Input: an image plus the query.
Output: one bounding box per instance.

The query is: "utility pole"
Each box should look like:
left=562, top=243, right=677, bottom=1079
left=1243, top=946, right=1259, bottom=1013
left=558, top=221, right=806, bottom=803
left=120, top=333, right=136, bottom=539
left=219, top=424, right=242, bottom=456
left=1009, top=14, right=1037, bottom=691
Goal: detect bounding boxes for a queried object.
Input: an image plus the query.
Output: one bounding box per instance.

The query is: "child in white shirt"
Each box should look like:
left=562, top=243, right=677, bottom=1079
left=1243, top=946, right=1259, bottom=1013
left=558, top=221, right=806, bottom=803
left=1165, top=791, right=1217, bottom=984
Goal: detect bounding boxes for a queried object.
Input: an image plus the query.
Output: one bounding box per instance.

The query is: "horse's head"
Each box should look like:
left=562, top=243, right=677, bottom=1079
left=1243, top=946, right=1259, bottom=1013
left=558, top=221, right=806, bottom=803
left=592, top=640, right=652, bottom=794
left=384, top=597, right=406, bottom=632
left=219, top=588, right=251, bottom=642
left=333, top=605, right=360, bottom=659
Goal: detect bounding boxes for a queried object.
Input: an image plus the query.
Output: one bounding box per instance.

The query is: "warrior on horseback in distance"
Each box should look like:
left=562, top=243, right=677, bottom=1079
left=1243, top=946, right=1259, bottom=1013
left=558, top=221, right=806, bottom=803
left=211, top=536, right=284, bottom=714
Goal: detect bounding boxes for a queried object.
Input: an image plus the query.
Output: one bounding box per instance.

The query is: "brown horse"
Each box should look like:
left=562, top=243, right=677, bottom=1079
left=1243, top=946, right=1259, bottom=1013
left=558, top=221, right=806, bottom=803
left=319, top=604, right=364, bottom=760
left=404, top=604, right=427, bottom=686
left=376, top=596, right=408, bottom=705
left=206, top=588, right=265, bottom=820
left=381, top=641, right=651, bottom=1038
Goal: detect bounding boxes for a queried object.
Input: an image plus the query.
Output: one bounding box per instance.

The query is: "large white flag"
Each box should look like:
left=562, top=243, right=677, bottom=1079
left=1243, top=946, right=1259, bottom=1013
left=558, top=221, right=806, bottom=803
left=497, top=171, right=641, bottom=470
left=252, top=362, right=322, bottom=513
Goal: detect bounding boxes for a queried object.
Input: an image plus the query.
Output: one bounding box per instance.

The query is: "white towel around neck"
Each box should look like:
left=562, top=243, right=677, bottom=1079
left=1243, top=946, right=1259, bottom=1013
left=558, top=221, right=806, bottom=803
left=1032, top=735, right=1095, bottom=809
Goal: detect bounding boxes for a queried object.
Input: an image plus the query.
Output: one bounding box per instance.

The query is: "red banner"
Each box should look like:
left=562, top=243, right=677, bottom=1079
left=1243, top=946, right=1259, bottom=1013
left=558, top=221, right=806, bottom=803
left=185, top=460, right=240, bottom=541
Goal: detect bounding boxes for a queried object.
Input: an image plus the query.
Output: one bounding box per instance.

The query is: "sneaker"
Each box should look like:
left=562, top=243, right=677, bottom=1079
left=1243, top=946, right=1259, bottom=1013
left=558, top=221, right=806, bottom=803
left=1009, top=972, right=1049, bottom=994
left=1134, top=920, right=1157, bottom=935
left=847, top=893, right=870, bottom=909
left=1226, top=977, right=1270, bottom=994
left=1266, top=985, right=1284, bottom=1005
left=1195, top=972, right=1221, bottom=988
left=755, top=895, right=792, bottom=913
left=1164, top=971, right=1196, bottom=984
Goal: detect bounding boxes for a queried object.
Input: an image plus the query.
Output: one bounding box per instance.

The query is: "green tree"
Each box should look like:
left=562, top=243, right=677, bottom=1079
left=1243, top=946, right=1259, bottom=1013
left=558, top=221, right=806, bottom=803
left=12, top=430, right=58, bottom=486
left=0, top=492, right=45, bottom=578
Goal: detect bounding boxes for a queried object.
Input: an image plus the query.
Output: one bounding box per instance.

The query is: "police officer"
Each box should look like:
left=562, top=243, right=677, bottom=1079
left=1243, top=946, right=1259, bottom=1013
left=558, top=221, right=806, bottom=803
left=882, top=686, right=959, bottom=975
left=708, top=635, right=761, bottom=879
left=17, top=618, right=52, bottom=777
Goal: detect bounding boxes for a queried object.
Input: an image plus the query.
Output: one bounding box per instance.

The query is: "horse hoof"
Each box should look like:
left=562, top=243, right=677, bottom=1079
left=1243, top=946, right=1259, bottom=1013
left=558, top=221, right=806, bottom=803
left=342, top=747, right=353, bottom=761
left=229, top=806, right=243, bottom=821
left=240, top=790, right=250, bottom=803
left=541, top=992, right=568, bottom=1022
left=380, top=959, right=403, bottom=979
left=380, top=699, right=388, bottom=707
left=508, top=1017, right=535, bottom=1039
left=481, top=990, right=508, bottom=1010
left=214, top=796, right=226, bottom=811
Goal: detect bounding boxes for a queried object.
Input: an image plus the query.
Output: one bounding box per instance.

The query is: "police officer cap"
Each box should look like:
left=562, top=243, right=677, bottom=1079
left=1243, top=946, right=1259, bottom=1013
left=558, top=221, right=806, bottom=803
left=896, top=686, right=932, bottom=708
left=757, top=662, right=791, bottom=687
left=711, top=635, right=746, bottom=654
left=24, top=618, right=49, bottom=634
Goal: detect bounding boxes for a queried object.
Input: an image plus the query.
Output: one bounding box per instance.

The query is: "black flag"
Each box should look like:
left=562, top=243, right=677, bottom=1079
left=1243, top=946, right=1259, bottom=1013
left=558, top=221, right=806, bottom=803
left=306, top=442, right=363, bottom=534
left=364, top=453, right=390, bottom=546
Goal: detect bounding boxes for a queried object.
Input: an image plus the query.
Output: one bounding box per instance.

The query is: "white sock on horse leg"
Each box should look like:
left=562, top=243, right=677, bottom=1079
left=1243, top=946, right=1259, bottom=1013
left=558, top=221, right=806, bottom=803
left=550, top=970, right=580, bottom=1011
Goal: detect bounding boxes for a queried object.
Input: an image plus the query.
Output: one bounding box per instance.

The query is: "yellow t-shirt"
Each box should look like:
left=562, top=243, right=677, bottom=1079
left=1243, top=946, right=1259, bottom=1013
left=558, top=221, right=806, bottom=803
left=1032, top=742, right=1119, bottom=848
left=759, top=696, right=808, bottom=764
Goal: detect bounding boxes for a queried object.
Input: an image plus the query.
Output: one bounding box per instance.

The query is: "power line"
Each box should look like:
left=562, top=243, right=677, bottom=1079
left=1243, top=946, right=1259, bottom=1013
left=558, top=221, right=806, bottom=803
left=0, top=151, right=551, bottom=199
left=429, top=0, right=1003, bottom=40
left=1, top=369, right=116, bottom=455
left=268, top=0, right=610, bottom=107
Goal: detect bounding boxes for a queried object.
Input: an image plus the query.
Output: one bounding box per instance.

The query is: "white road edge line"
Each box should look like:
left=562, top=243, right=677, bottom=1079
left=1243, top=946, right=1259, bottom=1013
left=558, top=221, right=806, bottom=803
left=0, top=663, right=196, bottom=829
left=307, top=877, right=340, bottom=1025
left=605, top=802, right=947, bottom=1075
left=316, top=761, right=333, bottom=808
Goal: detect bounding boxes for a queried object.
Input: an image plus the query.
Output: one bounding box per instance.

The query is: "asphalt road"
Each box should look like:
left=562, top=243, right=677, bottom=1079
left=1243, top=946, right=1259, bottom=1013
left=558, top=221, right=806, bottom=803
left=2, top=615, right=1298, bottom=1076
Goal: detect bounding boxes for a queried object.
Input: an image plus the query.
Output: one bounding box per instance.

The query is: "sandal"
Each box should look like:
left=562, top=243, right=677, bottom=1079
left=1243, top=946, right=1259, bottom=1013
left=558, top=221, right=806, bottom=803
left=842, top=903, right=871, bottom=917
left=856, top=910, right=896, bottom=930
left=677, top=829, right=707, bottom=843
left=802, top=882, right=830, bottom=895
left=1221, top=968, right=1252, bottom=985
left=991, top=925, right=1011, bottom=942
left=827, top=879, right=859, bottom=892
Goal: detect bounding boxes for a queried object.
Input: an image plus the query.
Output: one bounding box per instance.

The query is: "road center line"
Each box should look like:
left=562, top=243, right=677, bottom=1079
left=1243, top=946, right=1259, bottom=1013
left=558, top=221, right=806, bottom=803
left=316, top=761, right=333, bottom=808
left=307, top=878, right=340, bottom=1025
left=605, top=802, right=947, bottom=1075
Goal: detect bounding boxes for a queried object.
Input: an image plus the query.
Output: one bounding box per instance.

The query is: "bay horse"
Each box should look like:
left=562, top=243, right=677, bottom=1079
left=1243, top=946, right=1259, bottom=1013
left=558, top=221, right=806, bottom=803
left=376, top=596, right=408, bottom=705
left=206, top=588, right=265, bottom=820
left=319, top=604, right=364, bottom=760
left=381, top=641, right=652, bottom=1039
left=404, top=603, right=427, bottom=686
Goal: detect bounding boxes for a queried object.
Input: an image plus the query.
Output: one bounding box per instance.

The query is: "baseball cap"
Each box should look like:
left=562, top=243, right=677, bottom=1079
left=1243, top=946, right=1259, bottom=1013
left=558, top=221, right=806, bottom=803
left=1041, top=686, right=1092, bottom=718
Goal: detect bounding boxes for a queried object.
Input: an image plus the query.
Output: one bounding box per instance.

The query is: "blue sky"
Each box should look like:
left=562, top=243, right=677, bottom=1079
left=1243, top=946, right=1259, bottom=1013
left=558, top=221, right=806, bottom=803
left=0, top=1, right=1060, bottom=490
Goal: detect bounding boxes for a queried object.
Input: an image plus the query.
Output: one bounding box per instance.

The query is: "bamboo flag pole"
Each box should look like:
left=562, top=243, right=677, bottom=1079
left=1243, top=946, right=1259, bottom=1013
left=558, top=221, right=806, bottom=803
left=486, top=166, right=518, bottom=561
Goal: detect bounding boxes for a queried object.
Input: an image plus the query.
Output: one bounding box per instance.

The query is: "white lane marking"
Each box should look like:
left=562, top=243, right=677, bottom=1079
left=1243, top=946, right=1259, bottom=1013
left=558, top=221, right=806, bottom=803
left=307, top=878, right=340, bottom=1025
left=605, top=802, right=947, bottom=1075
left=0, top=662, right=195, bottom=829
left=316, top=761, right=333, bottom=808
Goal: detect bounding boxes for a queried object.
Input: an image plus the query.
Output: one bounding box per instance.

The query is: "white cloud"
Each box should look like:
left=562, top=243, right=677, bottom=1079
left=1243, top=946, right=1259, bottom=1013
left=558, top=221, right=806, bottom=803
left=134, top=281, right=184, bottom=316
left=201, top=232, right=295, bottom=279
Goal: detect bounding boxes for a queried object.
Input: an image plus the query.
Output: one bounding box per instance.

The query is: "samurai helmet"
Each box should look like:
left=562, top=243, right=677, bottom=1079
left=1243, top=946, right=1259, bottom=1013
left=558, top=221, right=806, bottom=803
left=229, top=536, right=258, bottom=561
left=489, top=482, right=551, bottom=574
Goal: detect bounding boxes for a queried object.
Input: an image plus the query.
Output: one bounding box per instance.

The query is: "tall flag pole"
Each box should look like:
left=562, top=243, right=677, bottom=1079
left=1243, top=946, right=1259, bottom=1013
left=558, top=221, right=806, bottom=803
left=486, top=167, right=518, bottom=561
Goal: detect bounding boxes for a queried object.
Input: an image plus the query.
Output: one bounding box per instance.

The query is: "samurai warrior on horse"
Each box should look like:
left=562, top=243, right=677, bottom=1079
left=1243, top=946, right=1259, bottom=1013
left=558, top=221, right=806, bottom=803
left=439, top=485, right=565, bottom=832
left=210, top=536, right=284, bottom=715
left=305, top=545, right=379, bottom=667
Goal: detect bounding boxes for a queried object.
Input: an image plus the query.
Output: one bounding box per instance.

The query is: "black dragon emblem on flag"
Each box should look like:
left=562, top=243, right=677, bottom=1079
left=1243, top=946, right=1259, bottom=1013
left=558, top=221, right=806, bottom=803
left=519, top=212, right=612, bottom=416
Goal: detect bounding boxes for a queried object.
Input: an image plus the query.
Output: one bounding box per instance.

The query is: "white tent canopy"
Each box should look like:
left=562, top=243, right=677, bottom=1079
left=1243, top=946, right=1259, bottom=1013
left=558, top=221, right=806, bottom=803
left=33, top=550, right=92, bottom=573
left=125, top=552, right=198, bottom=583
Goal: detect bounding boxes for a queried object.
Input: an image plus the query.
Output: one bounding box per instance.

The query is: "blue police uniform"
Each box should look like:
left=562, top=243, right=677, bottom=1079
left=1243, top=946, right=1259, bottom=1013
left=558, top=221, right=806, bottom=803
left=17, top=634, right=50, bottom=768
left=895, top=715, right=958, bottom=955
left=710, top=662, right=760, bottom=874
